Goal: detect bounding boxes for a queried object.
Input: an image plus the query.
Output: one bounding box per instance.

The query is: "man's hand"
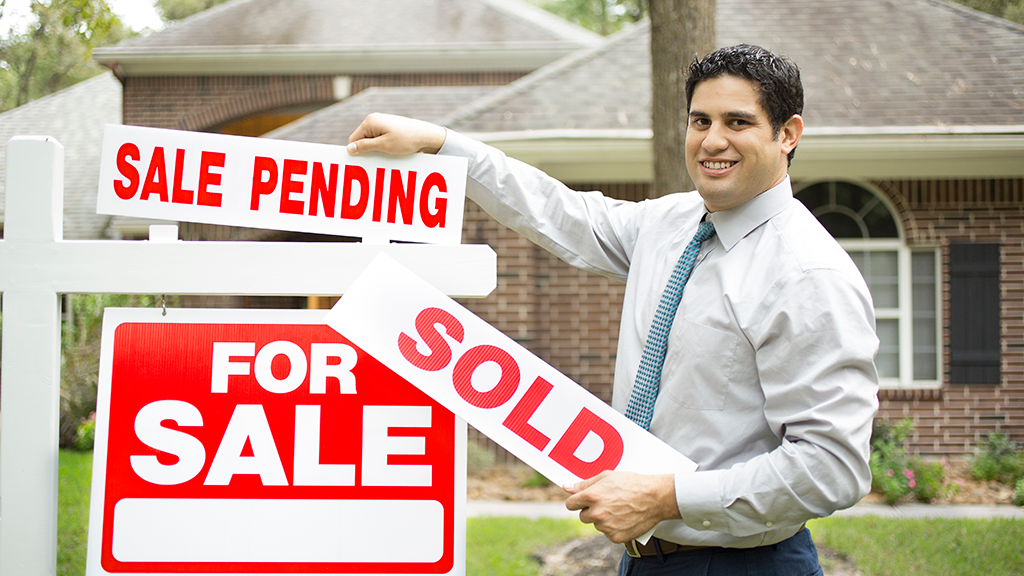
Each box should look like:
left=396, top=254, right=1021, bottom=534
left=563, top=471, right=681, bottom=543
left=347, top=113, right=447, bottom=156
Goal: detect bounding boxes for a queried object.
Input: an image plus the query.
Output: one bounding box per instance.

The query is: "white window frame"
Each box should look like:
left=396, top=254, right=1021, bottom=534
left=795, top=179, right=942, bottom=390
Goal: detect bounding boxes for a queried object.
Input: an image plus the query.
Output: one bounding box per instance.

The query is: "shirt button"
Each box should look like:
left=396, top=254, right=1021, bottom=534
left=702, top=520, right=711, bottom=528
left=765, top=521, right=773, bottom=528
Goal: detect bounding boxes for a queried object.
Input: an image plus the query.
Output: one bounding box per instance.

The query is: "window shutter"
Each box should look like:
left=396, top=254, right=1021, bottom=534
left=949, top=243, right=1000, bottom=384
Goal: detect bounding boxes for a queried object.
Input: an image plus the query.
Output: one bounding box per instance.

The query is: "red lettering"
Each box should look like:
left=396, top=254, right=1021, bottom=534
left=388, top=169, right=416, bottom=224
left=280, top=159, right=307, bottom=215
left=140, top=147, right=169, bottom=202
left=197, top=151, right=225, bottom=207
left=114, top=142, right=140, bottom=200
left=340, top=165, right=369, bottom=220
left=171, top=148, right=194, bottom=204
left=452, top=345, right=520, bottom=409
left=398, top=307, right=465, bottom=371
left=548, top=408, right=623, bottom=479
left=502, top=376, right=553, bottom=450
left=420, top=172, right=447, bottom=228
left=309, top=162, right=338, bottom=217
left=251, top=156, right=278, bottom=210
left=372, top=167, right=385, bottom=222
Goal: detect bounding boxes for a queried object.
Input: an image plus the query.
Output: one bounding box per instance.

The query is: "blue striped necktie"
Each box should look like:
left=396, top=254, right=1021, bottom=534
left=625, top=219, right=716, bottom=430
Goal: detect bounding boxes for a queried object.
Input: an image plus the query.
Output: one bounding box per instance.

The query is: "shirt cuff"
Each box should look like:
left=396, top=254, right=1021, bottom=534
left=437, top=129, right=482, bottom=158
left=675, top=469, right=727, bottom=532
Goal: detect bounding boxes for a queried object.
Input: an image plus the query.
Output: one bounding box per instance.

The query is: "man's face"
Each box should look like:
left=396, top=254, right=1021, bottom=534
left=685, top=75, right=802, bottom=212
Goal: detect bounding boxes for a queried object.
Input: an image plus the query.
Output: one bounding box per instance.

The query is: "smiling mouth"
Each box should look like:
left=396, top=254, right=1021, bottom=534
left=702, top=160, right=736, bottom=170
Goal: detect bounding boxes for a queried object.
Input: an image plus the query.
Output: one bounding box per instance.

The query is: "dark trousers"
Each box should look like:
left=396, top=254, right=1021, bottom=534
left=617, top=529, right=823, bottom=576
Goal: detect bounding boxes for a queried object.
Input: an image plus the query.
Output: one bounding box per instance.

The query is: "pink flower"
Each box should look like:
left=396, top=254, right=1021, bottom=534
left=887, top=469, right=895, bottom=477
left=908, top=480, right=916, bottom=489
left=902, top=468, right=915, bottom=480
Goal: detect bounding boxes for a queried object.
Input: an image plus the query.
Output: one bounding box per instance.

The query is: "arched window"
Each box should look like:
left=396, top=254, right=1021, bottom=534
left=797, top=181, right=940, bottom=389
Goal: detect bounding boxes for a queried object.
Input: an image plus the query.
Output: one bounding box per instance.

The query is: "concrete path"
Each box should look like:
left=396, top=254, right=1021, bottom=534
left=467, top=500, right=1024, bottom=520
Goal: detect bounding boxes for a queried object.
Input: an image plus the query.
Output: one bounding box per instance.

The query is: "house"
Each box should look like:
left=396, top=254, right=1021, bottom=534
left=271, top=0, right=1024, bottom=458
left=4, top=0, right=1021, bottom=458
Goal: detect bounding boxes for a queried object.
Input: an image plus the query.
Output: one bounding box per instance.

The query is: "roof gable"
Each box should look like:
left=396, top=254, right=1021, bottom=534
left=94, top=0, right=602, bottom=75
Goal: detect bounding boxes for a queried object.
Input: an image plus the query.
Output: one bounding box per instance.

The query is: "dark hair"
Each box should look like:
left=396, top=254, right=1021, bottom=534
left=685, top=44, right=804, bottom=163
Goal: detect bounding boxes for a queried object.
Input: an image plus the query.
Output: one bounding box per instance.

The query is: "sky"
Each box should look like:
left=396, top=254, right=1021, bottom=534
left=2, top=0, right=165, bottom=33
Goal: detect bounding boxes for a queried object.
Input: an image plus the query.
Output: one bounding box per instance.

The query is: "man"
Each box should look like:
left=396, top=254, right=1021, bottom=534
left=348, top=44, right=879, bottom=575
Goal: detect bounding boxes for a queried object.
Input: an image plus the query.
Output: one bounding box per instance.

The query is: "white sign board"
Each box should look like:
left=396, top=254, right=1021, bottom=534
left=325, top=254, right=697, bottom=488
left=87, top=308, right=466, bottom=576
left=96, top=125, right=468, bottom=244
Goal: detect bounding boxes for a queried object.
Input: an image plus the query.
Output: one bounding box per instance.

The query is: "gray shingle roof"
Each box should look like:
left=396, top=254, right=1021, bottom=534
left=112, top=0, right=598, bottom=49
left=441, top=0, right=1024, bottom=134
left=0, top=72, right=121, bottom=239
left=265, top=86, right=498, bottom=145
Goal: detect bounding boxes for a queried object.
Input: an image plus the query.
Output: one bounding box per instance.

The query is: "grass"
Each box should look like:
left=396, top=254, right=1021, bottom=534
left=58, top=449, right=92, bottom=576
left=467, top=517, right=593, bottom=576
left=54, top=450, right=1024, bottom=576
left=809, top=515, right=1024, bottom=576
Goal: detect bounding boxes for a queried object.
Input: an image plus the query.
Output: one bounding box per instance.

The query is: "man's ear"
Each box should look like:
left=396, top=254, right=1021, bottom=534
left=780, top=114, right=803, bottom=156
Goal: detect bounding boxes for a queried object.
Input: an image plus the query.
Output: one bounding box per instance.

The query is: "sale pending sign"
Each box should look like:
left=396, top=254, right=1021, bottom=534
left=87, top=308, right=465, bottom=576
left=96, top=125, right=467, bottom=244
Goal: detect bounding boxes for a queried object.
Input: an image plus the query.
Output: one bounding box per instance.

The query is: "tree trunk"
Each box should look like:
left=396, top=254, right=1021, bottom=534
left=649, top=0, right=715, bottom=197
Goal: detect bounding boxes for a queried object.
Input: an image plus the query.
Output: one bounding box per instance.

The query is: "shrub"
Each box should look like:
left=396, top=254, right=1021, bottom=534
left=869, top=419, right=957, bottom=504
left=971, top=433, right=1024, bottom=486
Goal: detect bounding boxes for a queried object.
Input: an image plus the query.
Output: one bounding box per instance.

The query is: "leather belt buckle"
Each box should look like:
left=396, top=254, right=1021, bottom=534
left=624, top=539, right=642, bottom=558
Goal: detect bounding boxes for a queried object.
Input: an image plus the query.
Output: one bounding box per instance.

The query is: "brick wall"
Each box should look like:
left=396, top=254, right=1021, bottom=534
left=122, top=75, right=337, bottom=131
left=460, top=178, right=1024, bottom=462
left=873, top=178, right=1024, bottom=456
left=123, top=72, right=528, bottom=134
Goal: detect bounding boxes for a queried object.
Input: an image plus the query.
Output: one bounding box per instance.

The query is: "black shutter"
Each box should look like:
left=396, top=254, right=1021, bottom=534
left=949, top=243, right=1001, bottom=384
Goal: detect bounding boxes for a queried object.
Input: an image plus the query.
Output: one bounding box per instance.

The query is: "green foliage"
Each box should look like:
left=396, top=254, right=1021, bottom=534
left=58, top=449, right=92, bottom=576
left=810, top=515, right=1024, bottom=576
left=869, top=419, right=959, bottom=504
left=971, top=433, right=1024, bottom=486
left=950, top=0, right=1024, bottom=25
left=60, top=293, right=171, bottom=448
left=466, top=516, right=592, bottom=576
left=154, top=0, right=230, bottom=22
left=467, top=440, right=497, bottom=473
left=0, top=0, right=134, bottom=111
left=529, top=0, right=646, bottom=36
left=521, top=470, right=553, bottom=488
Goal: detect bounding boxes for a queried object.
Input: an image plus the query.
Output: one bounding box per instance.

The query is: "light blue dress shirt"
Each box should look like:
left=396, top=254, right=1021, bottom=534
left=440, top=130, right=880, bottom=548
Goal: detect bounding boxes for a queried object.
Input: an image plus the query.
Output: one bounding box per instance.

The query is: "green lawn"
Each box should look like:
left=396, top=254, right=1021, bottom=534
left=56, top=450, right=1023, bottom=576
left=809, top=515, right=1024, bottom=576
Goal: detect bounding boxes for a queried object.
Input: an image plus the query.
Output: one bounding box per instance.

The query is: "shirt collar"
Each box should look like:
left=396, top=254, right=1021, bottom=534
left=705, top=176, right=794, bottom=251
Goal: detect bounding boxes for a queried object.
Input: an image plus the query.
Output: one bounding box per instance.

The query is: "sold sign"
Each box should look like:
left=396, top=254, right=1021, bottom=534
left=86, top=308, right=464, bottom=576
left=324, top=254, right=696, bottom=489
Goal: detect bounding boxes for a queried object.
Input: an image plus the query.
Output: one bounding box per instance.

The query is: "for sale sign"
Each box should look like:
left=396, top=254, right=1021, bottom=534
left=325, top=254, right=696, bottom=490
left=96, top=125, right=468, bottom=244
left=86, top=308, right=465, bottom=576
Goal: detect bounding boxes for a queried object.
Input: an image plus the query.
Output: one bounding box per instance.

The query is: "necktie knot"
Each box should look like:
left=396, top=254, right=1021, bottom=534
left=624, top=218, right=716, bottom=430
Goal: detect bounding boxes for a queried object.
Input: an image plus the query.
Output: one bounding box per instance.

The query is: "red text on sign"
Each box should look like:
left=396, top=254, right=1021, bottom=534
left=250, top=158, right=448, bottom=228
left=397, top=307, right=623, bottom=479
left=113, top=142, right=225, bottom=207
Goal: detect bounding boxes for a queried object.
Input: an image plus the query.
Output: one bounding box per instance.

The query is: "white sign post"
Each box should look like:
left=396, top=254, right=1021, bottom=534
left=0, top=136, right=495, bottom=576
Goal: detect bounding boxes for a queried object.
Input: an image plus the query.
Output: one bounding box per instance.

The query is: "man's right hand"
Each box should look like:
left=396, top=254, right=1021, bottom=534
left=346, top=113, right=447, bottom=156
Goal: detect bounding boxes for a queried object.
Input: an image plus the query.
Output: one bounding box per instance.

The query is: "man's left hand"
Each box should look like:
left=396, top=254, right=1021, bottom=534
left=563, top=471, right=681, bottom=543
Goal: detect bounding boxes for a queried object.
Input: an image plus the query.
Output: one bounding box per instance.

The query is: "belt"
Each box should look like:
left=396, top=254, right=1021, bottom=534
left=624, top=537, right=715, bottom=558
left=625, top=524, right=808, bottom=559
